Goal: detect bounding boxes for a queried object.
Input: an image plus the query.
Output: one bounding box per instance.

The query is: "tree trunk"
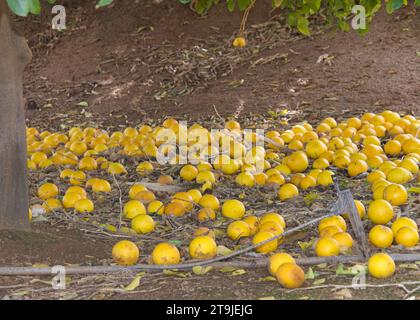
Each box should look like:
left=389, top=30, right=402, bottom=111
left=0, top=1, right=32, bottom=230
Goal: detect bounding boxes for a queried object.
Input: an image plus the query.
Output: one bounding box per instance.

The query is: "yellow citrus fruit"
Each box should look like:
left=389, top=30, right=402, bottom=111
left=180, top=165, right=198, bottom=181
left=252, top=231, right=278, bottom=254
left=383, top=184, right=408, bottom=206
left=147, top=200, right=165, bottom=215
left=286, top=151, right=309, bottom=173
left=198, top=194, right=220, bottom=211
left=367, top=170, right=386, bottom=184
left=232, top=37, right=246, bottom=48
left=196, top=170, right=216, bottom=184
left=367, top=200, right=394, bottom=225
left=368, top=225, right=394, bottom=248
left=221, top=199, right=245, bottom=219
left=259, top=213, right=286, bottom=229
left=347, top=160, right=368, bottom=177
left=259, top=221, right=284, bottom=237
left=305, top=140, right=328, bottom=159
left=42, top=198, right=62, bottom=213
left=300, top=175, right=317, bottom=189
left=193, top=227, right=216, bottom=239
left=319, top=225, right=343, bottom=238
left=62, top=192, right=83, bottom=209
left=74, top=199, right=94, bottom=213
left=151, top=242, right=181, bottom=265
left=136, top=161, right=154, bottom=175
left=112, top=240, right=140, bottom=266
left=399, top=158, right=419, bottom=175
left=384, top=140, right=402, bottom=156
left=227, top=220, right=251, bottom=240
left=123, top=200, right=146, bottom=219
left=172, top=192, right=194, bottom=211
left=107, top=162, right=127, bottom=175
left=189, top=236, right=217, bottom=259
left=395, top=226, right=419, bottom=247
left=332, top=232, right=353, bottom=250
left=131, top=215, right=155, bottom=234
left=187, top=189, right=202, bottom=203
left=157, top=175, right=174, bottom=185
left=66, top=186, right=87, bottom=198
left=391, top=217, right=418, bottom=235
left=133, top=190, right=156, bottom=204
left=197, top=207, right=216, bottom=222
left=368, top=253, right=395, bottom=279
left=318, top=215, right=347, bottom=232
left=164, top=201, right=186, bottom=217
left=268, top=252, right=296, bottom=276
left=235, top=171, right=255, bottom=187
left=242, top=215, right=260, bottom=235
left=278, top=183, right=299, bottom=201
left=386, top=167, right=413, bottom=184
left=315, top=237, right=340, bottom=257
left=275, top=263, right=305, bottom=289
left=91, top=179, right=111, bottom=193
left=129, top=184, right=147, bottom=199
left=37, top=183, right=59, bottom=200
left=317, top=170, right=334, bottom=186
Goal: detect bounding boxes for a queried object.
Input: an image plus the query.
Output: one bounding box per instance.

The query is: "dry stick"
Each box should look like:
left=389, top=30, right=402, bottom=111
left=0, top=210, right=338, bottom=276
left=111, top=174, right=124, bottom=230
left=0, top=253, right=419, bottom=277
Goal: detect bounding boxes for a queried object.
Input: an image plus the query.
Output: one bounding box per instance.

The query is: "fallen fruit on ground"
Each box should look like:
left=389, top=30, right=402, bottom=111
left=151, top=242, right=181, bottom=265
left=368, top=253, right=395, bottom=279
left=394, top=226, right=419, bottom=247
left=315, top=237, right=340, bottom=257
left=189, top=236, right=217, bottom=259
left=268, top=252, right=296, bottom=276
left=275, top=262, right=305, bottom=289
left=221, top=199, right=245, bottom=219
left=367, top=199, right=394, bottom=225
left=369, top=225, right=394, bottom=248
left=112, top=240, right=140, bottom=266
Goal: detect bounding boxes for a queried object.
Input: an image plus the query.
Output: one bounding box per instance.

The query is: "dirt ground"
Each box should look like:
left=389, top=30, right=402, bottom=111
left=0, top=0, right=419, bottom=300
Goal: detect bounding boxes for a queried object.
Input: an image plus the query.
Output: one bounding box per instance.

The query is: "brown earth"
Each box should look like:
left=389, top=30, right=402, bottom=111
left=0, top=0, right=419, bottom=300
left=16, top=0, right=420, bottom=129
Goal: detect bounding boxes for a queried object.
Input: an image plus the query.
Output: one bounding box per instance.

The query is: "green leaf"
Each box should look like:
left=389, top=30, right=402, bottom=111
left=219, top=266, right=236, bottom=273
left=179, top=0, right=192, bottom=4
left=238, top=0, right=251, bottom=11
left=96, top=0, right=113, bottom=9
left=297, top=16, right=310, bottom=36
left=307, top=0, right=321, bottom=11
left=415, top=0, right=420, bottom=6
left=77, top=101, right=89, bottom=107
left=287, top=12, right=297, bottom=27
left=227, top=0, right=235, bottom=12
left=192, top=266, right=213, bottom=275
left=29, top=0, right=41, bottom=14
left=7, top=0, right=31, bottom=17
left=386, top=0, right=404, bottom=13
left=272, top=0, right=283, bottom=8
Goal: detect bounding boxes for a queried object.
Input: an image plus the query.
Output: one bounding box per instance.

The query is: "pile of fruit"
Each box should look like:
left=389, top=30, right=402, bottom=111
left=27, top=111, right=419, bottom=288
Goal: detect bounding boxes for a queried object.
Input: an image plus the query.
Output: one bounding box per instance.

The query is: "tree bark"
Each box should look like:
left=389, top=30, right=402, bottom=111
left=0, top=0, right=32, bottom=230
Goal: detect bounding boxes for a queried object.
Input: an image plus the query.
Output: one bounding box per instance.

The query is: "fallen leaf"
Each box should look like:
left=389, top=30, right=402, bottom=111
left=124, top=273, right=145, bottom=291
left=231, top=269, right=246, bottom=276
left=192, top=266, right=213, bottom=275
left=313, top=278, right=326, bottom=285
left=216, top=245, right=233, bottom=256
